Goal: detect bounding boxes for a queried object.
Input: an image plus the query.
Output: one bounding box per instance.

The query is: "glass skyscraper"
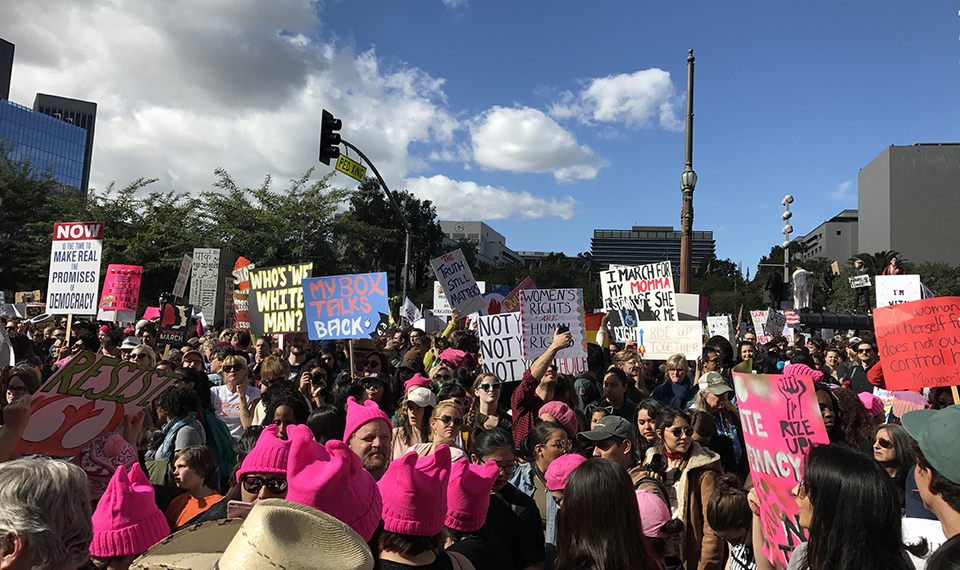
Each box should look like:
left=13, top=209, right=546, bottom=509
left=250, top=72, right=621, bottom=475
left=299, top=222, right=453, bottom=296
left=0, top=99, right=87, bottom=190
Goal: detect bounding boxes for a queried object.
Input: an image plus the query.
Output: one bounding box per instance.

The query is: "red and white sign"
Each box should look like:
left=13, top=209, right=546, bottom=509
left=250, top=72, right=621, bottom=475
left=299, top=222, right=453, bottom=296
left=46, top=222, right=104, bottom=315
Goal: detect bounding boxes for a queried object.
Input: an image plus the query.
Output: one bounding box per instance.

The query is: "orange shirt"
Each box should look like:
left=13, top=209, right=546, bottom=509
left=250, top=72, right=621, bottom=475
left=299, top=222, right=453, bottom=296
left=165, top=491, right=223, bottom=529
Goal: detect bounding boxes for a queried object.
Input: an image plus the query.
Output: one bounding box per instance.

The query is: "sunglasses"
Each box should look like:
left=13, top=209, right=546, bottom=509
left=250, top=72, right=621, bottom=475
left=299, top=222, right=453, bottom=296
left=452, top=397, right=471, bottom=409
left=548, top=439, right=572, bottom=451
left=874, top=437, right=893, bottom=449
left=362, top=380, right=382, bottom=390
left=492, top=460, right=518, bottom=472
left=240, top=475, right=287, bottom=495
left=858, top=348, right=874, bottom=354
left=438, top=415, right=464, bottom=427
left=364, top=360, right=381, bottom=368
left=479, top=382, right=501, bottom=391
left=433, top=374, right=452, bottom=381
left=221, top=364, right=244, bottom=373
left=669, top=427, right=694, bottom=438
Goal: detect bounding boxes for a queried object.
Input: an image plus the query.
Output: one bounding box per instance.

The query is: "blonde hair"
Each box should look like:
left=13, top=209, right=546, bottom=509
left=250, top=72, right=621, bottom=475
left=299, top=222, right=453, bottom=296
left=428, top=401, right=461, bottom=439
left=613, top=349, right=641, bottom=365
left=664, top=353, right=687, bottom=372
left=259, top=355, right=289, bottom=382
left=131, top=345, right=157, bottom=368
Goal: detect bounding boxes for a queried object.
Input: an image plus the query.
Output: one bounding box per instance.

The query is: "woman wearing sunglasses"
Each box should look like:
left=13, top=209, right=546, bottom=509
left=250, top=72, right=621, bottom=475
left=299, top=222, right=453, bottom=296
left=645, top=406, right=724, bottom=570
left=466, top=373, right=512, bottom=432
left=411, top=400, right=467, bottom=462
left=210, top=353, right=261, bottom=440
left=872, top=423, right=916, bottom=510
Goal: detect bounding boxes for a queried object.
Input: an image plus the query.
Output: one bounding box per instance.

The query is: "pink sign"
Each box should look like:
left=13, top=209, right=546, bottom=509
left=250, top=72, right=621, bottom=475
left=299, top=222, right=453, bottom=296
left=500, top=276, right=537, bottom=313
left=98, top=264, right=143, bottom=312
left=733, top=372, right=830, bottom=570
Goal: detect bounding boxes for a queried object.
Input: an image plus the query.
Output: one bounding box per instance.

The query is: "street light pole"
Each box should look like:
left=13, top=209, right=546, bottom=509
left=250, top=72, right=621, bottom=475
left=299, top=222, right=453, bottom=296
left=781, top=195, right=794, bottom=283
left=679, top=49, right=697, bottom=294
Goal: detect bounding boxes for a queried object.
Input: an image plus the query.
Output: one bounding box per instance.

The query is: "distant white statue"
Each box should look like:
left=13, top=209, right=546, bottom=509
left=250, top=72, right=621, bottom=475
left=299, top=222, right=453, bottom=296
left=792, top=266, right=813, bottom=310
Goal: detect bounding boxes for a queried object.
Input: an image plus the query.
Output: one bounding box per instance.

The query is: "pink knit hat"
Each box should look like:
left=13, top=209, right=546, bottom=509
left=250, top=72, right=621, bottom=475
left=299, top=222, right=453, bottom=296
left=438, top=348, right=469, bottom=367
left=445, top=459, right=500, bottom=532
left=858, top=392, right=885, bottom=418
left=404, top=373, right=432, bottom=392
left=635, top=489, right=671, bottom=538
left=73, top=433, right=138, bottom=503
left=343, top=396, right=391, bottom=442
left=783, top=362, right=824, bottom=383
left=236, top=424, right=291, bottom=481
left=379, top=446, right=452, bottom=536
left=545, top=453, right=587, bottom=491
left=90, top=463, right=169, bottom=557
left=284, top=424, right=383, bottom=542
left=539, top=401, right=578, bottom=440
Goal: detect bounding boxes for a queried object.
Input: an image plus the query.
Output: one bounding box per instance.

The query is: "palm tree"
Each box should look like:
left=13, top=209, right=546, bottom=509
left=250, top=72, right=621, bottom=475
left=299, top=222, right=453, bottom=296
left=848, top=250, right=903, bottom=275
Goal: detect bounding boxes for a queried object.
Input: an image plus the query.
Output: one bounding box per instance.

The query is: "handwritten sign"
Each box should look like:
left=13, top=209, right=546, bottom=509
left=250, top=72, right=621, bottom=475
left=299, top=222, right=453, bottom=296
left=875, top=275, right=921, bottom=308
left=601, top=262, right=678, bottom=321
left=189, top=248, right=220, bottom=322
left=500, top=276, right=537, bottom=313
left=617, top=321, right=702, bottom=360
left=707, top=315, right=734, bottom=342
left=431, top=249, right=485, bottom=316
left=433, top=280, right=486, bottom=318
left=765, top=310, right=787, bottom=337
left=46, top=222, right=104, bottom=315
left=98, top=264, right=143, bottom=312
left=17, top=353, right=179, bottom=456
left=302, top=272, right=389, bottom=340
left=172, top=254, right=193, bottom=298
left=157, top=302, right=193, bottom=346
left=750, top=310, right=773, bottom=345
left=478, top=313, right=530, bottom=382
left=874, top=297, right=960, bottom=391
left=519, top=288, right=586, bottom=361
left=231, top=257, right=255, bottom=331
left=848, top=274, right=870, bottom=289
left=733, top=372, right=829, bottom=570
left=247, top=263, right=314, bottom=334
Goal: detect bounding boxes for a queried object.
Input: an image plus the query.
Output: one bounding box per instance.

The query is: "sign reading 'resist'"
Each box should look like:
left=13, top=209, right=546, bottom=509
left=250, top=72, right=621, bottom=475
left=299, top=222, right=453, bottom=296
left=46, top=222, right=104, bottom=315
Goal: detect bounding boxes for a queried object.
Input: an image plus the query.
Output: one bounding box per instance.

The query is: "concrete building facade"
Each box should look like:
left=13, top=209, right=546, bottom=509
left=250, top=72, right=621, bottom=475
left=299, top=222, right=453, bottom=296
left=590, top=225, right=715, bottom=271
left=798, top=209, right=858, bottom=264
left=439, top=221, right=524, bottom=266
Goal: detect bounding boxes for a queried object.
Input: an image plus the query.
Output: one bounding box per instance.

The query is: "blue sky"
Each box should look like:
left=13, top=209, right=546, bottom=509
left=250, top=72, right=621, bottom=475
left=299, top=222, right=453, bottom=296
left=4, top=1, right=958, bottom=272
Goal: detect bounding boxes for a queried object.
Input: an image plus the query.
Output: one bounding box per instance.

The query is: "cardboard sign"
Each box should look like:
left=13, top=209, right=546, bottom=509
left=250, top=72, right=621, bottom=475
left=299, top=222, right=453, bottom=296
left=231, top=257, right=254, bottom=331
left=500, top=276, right=537, bottom=313
left=617, top=321, right=702, bottom=360
left=733, top=372, right=830, bottom=570
left=189, top=248, right=220, bottom=322
left=17, top=353, right=180, bottom=457
left=750, top=310, right=773, bottom=345
left=14, top=290, right=41, bottom=303
left=676, top=293, right=708, bottom=322
left=301, top=272, right=389, bottom=340
left=478, top=312, right=531, bottom=382
left=765, top=310, right=787, bottom=337
left=401, top=297, right=422, bottom=324
left=98, top=264, right=143, bottom=312
left=876, top=275, right=921, bottom=308
left=46, top=222, right=104, bottom=315
left=430, top=249, right=485, bottom=316
left=172, top=254, right=193, bottom=298
left=601, top=262, right=678, bottom=322
left=848, top=274, right=870, bottom=288
left=247, top=263, right=314, bottom=334
left=875, top=297, right=960, bottom=391
left=519, top=288, right=587, bottom=361
left=432, top=280, right=486, bottom=318
left=707, top=315, right=734, bottom=342
left=157, top=302, right=193, bottom=346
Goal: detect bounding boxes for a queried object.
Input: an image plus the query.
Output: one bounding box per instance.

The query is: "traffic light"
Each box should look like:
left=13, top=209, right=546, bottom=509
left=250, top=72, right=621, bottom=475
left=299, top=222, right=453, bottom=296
left=319, top=109, right=342, bottom=165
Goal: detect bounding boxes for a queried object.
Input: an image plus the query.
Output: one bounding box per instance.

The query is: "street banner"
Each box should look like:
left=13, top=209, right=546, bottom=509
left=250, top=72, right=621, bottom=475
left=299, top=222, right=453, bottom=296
left=401, top=296, right=422, bottom=324
left=302, top=272, right=389, bottom=340
left=189, top=248, right=220, bottom=323
left=46, top=222, right=104, bottom=315
left=707, top=315, right=734, bottom=342
left=876, top=275, right=922, bottom=308
left=621, top=321, right=703, bottom=360
left=848, top=274, right=870, bottom=288
left=17, top=353, right=180, bottom=456
left=601, top=262, right=678, bottom=321
left=500, top=276, right=537, bottom=313
left=875, top=297, right=960, bottom=391
left=478, top=313, right=530, bottom=382
left=733, top=372, right=830, bottom=570
left=433, top=281, right=486, bottom=318
left=519, top=288, right=587, bottom=361
left=172, top=254, right=192, bottom=298
left=98, top=264, right=143, bottom=312
left=231, top=257, right=254, bottom=331
left=430, top=249, right=485, bottom=316
left=247, top=263, right=314, bottom=335
left=157, top=302, right=193, bottom=346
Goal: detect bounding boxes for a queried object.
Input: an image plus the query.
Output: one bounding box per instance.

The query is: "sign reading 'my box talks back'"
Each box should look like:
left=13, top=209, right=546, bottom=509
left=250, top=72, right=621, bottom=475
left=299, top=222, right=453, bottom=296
left=302, top=272, right=389, bottom=340
left=247, top=263, right=314, bottom=334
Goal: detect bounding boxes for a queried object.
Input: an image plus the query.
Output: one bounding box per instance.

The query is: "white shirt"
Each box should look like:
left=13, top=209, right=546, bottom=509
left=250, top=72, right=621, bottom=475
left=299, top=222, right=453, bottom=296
left=210, top=385, right=261, bottom=439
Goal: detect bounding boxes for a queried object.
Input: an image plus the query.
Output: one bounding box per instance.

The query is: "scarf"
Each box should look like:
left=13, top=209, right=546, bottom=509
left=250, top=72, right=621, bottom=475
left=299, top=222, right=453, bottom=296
left=664, top=450, right=686, bottom=460
left=149, top=412, right=198, bottom=461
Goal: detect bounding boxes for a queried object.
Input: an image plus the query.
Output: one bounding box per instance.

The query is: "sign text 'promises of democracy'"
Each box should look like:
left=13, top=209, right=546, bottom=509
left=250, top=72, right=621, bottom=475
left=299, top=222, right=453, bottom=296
left=875, top=296, right=960, bottom=390
left=46, top=222, right=104, bottom=314
left=248, top=263, right=314, bottom=334
left=302, top=272, right=389, bottom=340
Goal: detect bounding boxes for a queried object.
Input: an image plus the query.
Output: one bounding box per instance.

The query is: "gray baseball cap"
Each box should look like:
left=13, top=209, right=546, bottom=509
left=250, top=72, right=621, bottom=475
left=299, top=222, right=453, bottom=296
left=577, top=415, right=637, bottom=446
left=902, top=405, right=960, bottom=485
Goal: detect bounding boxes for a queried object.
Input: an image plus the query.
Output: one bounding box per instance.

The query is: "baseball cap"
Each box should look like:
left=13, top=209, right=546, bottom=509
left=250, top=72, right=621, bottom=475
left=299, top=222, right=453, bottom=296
left=577, top=415, right=637, bottom=446
left=902, top=405, right=960, bottom=485
left=847, top=336, right=863, bottom=348
left=406, top=387, right=437, bottom=409
left=698, top=371, right=732, bottom=395
left=120, top=337, right=141, bottom=351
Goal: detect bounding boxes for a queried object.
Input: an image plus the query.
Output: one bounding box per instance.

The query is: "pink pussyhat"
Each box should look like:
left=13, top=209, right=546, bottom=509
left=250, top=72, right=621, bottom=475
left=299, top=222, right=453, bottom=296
left=445, top=459, right=500, bottom=532
left=379, top=446, right=452, bottom=536
left=90, top=463, right=169, bottom=558
left=858, top=392, right=886, bottom=418
left=343, top=396, right=392, bottom=442
left=539, top=401, right=578, bottom=441
left=404, top=373, right=432, bottom=392
left=236, top=424, right=291, bottom=481
left=545, top=453, right=587, bottom=491
left=284, top=424, right=383, bottom=542
left=783, top=362, right=824, bottom=383
left=635, top=489, right=671, bottom=538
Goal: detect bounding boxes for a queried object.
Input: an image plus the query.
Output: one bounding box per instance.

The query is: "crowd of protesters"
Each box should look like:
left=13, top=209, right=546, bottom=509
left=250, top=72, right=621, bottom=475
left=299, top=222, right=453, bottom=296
left=0, top=309, right=958, bottom=570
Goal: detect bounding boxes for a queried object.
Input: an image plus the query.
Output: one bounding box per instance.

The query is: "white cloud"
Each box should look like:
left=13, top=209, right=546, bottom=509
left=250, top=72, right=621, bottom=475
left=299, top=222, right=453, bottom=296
left=469, top=106, right=604, bottom=182
left=442, top=0, right=469, bottom=7
left=406, top=175, right=577, bottom=220
left=830, top=180, right=856, bottom=201
left=549, top=69, right=683, bottom=131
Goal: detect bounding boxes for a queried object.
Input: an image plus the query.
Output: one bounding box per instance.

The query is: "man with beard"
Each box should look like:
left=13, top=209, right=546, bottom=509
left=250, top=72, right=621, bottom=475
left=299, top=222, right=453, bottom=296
left=510, top=327, right=573, bottom=447
left=343, top=396, right=392, bottom=481
left=286, top=332, right=313, bottom=381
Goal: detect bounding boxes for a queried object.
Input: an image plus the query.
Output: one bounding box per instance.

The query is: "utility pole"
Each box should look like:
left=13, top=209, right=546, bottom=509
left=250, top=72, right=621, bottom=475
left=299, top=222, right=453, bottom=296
left=679, top=49, right=697, bottom=294
left=782, top=195, right=794, bottom=283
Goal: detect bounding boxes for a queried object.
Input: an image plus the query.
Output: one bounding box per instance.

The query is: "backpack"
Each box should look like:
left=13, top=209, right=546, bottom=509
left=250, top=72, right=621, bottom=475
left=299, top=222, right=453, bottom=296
left=203, top=410, right=237, bottom=483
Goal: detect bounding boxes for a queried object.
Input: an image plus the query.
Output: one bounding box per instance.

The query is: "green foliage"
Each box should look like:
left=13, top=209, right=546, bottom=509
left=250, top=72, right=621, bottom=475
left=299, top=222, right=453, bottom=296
left=476, top=252, right=602, bottom=311
left=849, top=250, right=902, bottom=275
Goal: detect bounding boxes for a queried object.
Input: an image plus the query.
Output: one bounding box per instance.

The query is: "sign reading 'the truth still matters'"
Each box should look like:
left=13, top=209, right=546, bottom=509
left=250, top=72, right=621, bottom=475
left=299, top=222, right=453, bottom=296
left=46, top=222, right=104, bottom=315
left=431, top=249, right=485, bottom=316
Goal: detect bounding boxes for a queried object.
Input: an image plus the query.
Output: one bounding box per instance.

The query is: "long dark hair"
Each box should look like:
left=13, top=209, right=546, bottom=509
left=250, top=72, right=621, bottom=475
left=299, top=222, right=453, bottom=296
left=875, top=423, right=916, bottom=501
left=813, top=382, right=845, bottom=444
left=802, top=444, right=919, bottom=570
left=555, top=458, right=658, bottom=570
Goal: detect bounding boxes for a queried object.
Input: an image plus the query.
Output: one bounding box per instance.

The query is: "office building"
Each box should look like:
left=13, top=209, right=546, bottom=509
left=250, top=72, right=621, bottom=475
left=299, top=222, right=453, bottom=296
left=0, top=39, right=12, bottom=101
left=798, top=209, right=858, bottom=263
left=0, top=99, right=86, bottom=190
left=33, top=94, right=97, bottom=193
left=859, top=143, right=960, bottom=265
left=591, top=225, right=715, bottom=272
left=439, top=221, right=525, bottom=266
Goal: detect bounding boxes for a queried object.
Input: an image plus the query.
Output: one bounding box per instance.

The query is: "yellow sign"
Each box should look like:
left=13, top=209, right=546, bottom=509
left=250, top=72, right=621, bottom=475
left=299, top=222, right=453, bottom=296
left=335, top=155, right=367, bottom=182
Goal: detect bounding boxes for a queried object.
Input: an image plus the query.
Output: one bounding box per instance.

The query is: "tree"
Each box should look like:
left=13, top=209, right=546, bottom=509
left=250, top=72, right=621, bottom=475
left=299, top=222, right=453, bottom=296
left=849, top=250, right=903, bottom=276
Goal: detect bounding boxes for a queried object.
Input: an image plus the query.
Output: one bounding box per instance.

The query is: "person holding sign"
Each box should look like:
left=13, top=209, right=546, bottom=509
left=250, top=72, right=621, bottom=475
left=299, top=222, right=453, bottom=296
left=851, top=259, right=870, bottom=314
left=511, top=327, right=573, bottom=448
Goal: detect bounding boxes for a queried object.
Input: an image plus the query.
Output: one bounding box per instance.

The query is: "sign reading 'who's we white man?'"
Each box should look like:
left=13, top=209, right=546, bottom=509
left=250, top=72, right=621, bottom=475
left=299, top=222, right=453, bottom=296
left=46, top=222, right=104, bottom=314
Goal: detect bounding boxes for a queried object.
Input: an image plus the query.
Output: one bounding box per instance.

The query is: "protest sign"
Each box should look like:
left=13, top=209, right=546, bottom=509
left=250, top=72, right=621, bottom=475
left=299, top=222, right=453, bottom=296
left=231, top=257, right=254, bottom=331
left=432, top=280, right=486, bottom=318
left=477, top=312, right=530, bottom=382
left=707, top=315, right=734, bottom=342
left=876, top=275, right=921, bottom=308
left=0, top=325, right=13, bottom=366
left=172, top=254, right=193, bottom=298
left=18, top=353, right=179, bottom=456
left=14, top=290, right=41, bottom=303
left=46, top=222, right=104, bottom=315
left=601, top=262, right=678, bottom=321
left=189, top=248, right=220, bottom=322
left=24, top=303, right=45, bottom=320
left=848, top=274, right=870, bottom=288
left=431, top=249, right=486, bottom=316
left=401, top=297, right=422, bottom=323
left=157, top=302, right=193, bottom=346
left=302, top=272, right=389, bottom=340
left=477, top=291, right=506, bottom=316
left=874, top=297, right=960, bottom=391
left=675, top=293, right=708, bottom=322
left=765, top=310, right=787, bottom=337
left=98, top=265, right=143, bottom=312
left=750, top=310, right=773, bottom=345
left=247, top=263, right=314, bottom=335
left=733, top=372, right=829, bottom=570
left=519, top=289, right=586, bottom=361
left=223, top=277, right=235, bottom=328
left=500, top=276, right=537, bottom=313
left=619, top=321, right=702, bottom=360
